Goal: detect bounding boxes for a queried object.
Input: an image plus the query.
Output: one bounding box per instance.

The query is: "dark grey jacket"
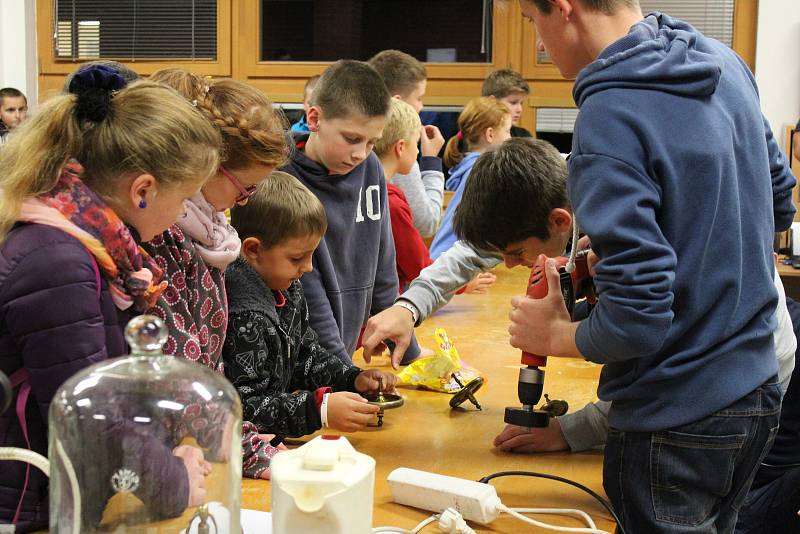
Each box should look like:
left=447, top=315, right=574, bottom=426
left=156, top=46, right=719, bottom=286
left=222, top=258, right=361, bottom=440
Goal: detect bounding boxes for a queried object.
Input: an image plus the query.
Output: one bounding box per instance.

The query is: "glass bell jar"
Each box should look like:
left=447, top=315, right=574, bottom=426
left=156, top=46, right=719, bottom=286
left=48, top=315, right=242, bottom=533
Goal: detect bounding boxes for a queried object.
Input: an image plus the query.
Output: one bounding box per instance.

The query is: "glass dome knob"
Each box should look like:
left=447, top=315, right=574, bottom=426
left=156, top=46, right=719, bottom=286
left=124, top=315, right=168, bottom=355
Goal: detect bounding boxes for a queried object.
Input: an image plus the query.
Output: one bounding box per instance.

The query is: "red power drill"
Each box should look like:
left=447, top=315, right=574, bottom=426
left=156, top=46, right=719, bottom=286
left=504, top=250, right=595, bottom=428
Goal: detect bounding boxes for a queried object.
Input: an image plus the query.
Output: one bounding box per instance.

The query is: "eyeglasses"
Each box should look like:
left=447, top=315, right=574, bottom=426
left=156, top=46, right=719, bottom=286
left=219, top=165, right=258, bottom=204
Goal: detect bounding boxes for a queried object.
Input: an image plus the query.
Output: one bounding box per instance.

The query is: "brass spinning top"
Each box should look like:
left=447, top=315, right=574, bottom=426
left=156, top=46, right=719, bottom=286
left=185, top=503, right=218, bottom=534
left=450, top=375, right=484, bottom=410
left=540, top=394, right=569, bottom=417
left=364, top=377, right=403, bottom=426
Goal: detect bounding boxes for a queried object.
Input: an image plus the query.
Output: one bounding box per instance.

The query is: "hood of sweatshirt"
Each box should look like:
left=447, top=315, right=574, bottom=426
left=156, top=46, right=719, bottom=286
left=288, top=131, right=367, bottom=186
left=573, top=12, right=722, bottom=108
left=445, top=151, right=481, bottom=191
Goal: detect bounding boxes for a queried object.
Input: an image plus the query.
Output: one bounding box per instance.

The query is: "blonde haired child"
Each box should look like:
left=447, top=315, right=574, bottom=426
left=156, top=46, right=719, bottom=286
left=375, top=98, right=496, bottom=296
left=145, top=67, right=289, bottom=480
left=431, top=97, right=511, bottom=259
left=0, top=68, right=221, bottom=531
left=369, top=49, right=446, bottom=238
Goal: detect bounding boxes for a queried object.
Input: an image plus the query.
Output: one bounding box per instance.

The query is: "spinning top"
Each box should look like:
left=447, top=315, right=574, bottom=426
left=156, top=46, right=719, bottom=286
left=186, top=503, right=219, bottom=534
left=364, top=377, right=403, bottom=427
left=540, top=394, right=569, bottom=417
left=449, top=375, right=484, bottom=410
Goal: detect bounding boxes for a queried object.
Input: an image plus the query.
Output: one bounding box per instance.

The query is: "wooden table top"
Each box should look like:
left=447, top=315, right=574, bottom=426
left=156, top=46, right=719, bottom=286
left=50, top=265, right=612, bottom=533
left=243, top=264, right=613, bottom=533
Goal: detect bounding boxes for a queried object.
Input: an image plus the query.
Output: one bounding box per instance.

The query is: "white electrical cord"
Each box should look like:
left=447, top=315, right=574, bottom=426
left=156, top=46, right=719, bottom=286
left=374, top=501, right=611, bottom=534
left=565, top=217, right=580, bottom=274
left=55, top=438, right=82, bottom=533
left=0, top=445, right=82, bottom=533
left=372, top=513, right=438, bottom=533
left=0, top=446, right=50, bottom=475
left=510, top=507, right=598, bottom=529
left=498, top=503, right=611, bottom=534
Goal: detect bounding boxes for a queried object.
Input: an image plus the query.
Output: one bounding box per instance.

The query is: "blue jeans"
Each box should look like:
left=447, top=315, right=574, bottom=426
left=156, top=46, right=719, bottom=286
left=734, top=465, right=800, bottom=534
left=604, top=377, right=781, bottom=533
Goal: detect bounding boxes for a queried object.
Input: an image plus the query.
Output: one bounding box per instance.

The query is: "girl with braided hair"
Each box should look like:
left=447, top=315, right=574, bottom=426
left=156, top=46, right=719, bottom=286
left=144, top=68, right=290, bottom=480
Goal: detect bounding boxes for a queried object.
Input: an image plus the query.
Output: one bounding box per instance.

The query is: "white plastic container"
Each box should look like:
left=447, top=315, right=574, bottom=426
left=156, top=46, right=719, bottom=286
left=270, top=435, right=375, bottom=534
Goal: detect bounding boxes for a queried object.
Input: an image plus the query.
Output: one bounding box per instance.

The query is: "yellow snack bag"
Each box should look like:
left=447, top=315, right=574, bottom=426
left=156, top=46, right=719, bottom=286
left=397, top=328, right=481, bottom=393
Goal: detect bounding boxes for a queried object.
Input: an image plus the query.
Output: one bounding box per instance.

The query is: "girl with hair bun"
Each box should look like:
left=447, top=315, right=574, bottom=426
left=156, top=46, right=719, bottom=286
left=0, top=66, right=222, bottom=531
left=146, top=68, right=290, bottom=480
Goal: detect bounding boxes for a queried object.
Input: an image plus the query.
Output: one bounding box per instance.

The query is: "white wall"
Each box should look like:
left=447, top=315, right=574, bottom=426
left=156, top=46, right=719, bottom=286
left=755, top=1, right=800, bottom=146
left=0, top=0, right=38, bottom=108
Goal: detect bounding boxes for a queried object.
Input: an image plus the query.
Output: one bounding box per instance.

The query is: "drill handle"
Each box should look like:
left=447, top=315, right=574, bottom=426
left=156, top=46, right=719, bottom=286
left=520, top=254, right=557, bottom=368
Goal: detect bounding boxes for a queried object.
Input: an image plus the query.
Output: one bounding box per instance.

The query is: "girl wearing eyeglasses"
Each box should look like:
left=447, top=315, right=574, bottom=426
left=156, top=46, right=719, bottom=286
left=143, top=69, right=289, bottom=480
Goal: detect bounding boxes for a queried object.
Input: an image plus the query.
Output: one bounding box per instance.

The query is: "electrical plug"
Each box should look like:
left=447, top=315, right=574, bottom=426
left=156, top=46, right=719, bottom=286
left=438, top=508, right=476, bottom=534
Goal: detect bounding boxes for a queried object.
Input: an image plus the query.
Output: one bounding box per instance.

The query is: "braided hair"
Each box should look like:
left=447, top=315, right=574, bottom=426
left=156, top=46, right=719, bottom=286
left=150, top=68, right=288, bottom=170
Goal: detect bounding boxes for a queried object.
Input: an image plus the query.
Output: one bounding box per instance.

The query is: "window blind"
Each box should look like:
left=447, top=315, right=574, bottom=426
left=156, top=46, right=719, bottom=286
left=536, top=0, right=735, bottom=64
left=536, top=108, right=579, bottom=133
left=54, top=0, right=217, bottom=61
left=535, top=0, right=736, bottom=134
left=639, top=0, right=735, bottom=47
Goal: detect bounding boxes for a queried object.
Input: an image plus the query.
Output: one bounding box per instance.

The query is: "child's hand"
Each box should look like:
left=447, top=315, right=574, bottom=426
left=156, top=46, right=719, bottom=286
left=464, top=271, right=497, bottom=294
left=173, top=444, right=211, bottom=506
left=420, top=125, right=445, bottom=158
left=326, top=391, right=380, bottom=432
left=493, top=421, right=569, bottom=453
left=363, top=305, right=416, bottom=369
left=354, top=369, right=398, bottom=394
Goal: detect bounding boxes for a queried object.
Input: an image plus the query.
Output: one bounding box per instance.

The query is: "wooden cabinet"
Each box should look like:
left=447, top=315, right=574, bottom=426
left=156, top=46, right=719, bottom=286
left=36, top=0, right=759, bottom=138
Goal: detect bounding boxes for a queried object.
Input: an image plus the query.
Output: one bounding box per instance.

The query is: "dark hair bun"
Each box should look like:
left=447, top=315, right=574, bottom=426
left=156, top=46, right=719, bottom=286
left=69, top=65, right=127, bottom=123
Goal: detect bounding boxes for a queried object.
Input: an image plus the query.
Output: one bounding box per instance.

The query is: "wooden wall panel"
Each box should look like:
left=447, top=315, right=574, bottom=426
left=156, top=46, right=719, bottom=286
left=36, top=0, right=759, bottom=138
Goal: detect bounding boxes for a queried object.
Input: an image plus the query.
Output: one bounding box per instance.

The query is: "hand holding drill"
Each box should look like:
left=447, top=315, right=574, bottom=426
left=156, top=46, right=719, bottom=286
left=505, top=250, right=595, bottom=429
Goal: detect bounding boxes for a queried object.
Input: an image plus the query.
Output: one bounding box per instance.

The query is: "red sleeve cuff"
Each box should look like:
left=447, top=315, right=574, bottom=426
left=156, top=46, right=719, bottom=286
left=314, top=387, right=332, bottom=410
left=456, top=285, right=467, bottom=295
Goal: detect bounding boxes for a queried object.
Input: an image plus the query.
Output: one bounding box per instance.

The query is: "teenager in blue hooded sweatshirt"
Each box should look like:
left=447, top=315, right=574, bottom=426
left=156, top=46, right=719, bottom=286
left=430, top=97, right=511, bottom=259
left=507, top=1, right=797, bottom=532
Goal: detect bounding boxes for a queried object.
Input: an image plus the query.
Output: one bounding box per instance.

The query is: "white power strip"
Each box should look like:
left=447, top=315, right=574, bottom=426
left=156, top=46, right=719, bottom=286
left=387, top=468, right=502, bottom=525
left=385, top=468, right=612, bottom=534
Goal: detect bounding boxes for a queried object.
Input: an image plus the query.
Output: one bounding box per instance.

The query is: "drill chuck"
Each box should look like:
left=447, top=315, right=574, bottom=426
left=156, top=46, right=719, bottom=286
left=517, top=366, right=544, bottom=406
left=504, top=365, right=550, bottom=428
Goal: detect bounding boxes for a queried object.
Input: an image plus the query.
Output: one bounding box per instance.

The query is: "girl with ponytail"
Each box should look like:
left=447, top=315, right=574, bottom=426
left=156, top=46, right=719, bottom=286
left=0, top=66, right=222, bottom=531
left=431, top=97, right=511, bottom=259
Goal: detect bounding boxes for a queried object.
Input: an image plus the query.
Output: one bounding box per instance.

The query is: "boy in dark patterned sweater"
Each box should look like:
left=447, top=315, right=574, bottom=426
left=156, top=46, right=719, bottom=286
left=223, top=171, right=396, bottom=454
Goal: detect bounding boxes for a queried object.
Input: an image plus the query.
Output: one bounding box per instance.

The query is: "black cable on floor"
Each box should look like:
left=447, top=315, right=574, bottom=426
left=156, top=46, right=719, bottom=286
left=478, top=470, right=625, bottom=534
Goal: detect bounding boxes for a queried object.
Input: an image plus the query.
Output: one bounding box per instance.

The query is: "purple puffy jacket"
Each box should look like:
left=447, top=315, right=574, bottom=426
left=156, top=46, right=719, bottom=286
left=0, top=223, right=188, bottom=532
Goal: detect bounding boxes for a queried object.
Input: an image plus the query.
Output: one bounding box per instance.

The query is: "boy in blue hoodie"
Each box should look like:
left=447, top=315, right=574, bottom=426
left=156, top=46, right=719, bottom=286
left=280, top=60, right=421, bottom=364
left=505, top=1, right=797, bottom=532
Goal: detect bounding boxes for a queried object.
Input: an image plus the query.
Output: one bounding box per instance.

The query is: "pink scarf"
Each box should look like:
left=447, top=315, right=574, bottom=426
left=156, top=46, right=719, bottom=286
left=176, top=193, right=241, bottom=271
